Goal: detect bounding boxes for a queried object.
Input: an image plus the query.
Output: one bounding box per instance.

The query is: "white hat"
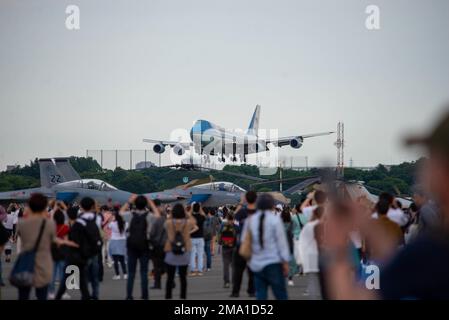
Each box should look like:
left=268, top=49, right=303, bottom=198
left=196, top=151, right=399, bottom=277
left=276, top=204, right=283, bottom=211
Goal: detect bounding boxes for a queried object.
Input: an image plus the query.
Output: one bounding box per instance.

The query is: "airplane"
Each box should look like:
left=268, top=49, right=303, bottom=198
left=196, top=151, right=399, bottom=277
left=0, top=158, right=247, bottom=206
left=145, top=181, right=245, bottom=207
left=0, top=158, right=132, bottom=204
left=143, top=105, right=334, bottom=162
left=0, top=158, right=77, bottom=202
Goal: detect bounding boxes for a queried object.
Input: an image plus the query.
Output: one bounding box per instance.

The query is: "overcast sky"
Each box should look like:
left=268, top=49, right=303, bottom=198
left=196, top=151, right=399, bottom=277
left=1, top=0, right=449, bottom=170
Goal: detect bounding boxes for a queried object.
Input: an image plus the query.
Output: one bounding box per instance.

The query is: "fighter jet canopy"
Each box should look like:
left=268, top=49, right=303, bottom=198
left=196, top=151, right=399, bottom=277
left=57, top=179, right=118, bottom=191
left=191, top=181, right=246, bottom=193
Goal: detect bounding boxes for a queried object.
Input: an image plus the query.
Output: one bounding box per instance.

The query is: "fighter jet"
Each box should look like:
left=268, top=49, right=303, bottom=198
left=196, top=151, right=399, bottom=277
left=1, top=158, right=247, bottom=206
left=0, top=158, right=133, bottom=204
left=0, top=158, right=76, bottom=201
left=145, top=181, right=245, bottom=207
left=144, top=105, right=334, bottom=162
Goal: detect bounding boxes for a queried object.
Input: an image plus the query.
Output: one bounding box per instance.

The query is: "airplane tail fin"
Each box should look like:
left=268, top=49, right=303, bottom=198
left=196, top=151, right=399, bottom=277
left=39, top=159, right=64, bottom=188
left=247, top=104, right=261, bottom=136
left=54, top=158, right=81, bottom=182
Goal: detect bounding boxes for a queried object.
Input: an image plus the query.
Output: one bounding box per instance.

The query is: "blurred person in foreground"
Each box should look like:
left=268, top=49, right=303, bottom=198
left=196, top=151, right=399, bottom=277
left=325, top=109, right=449, bottom=299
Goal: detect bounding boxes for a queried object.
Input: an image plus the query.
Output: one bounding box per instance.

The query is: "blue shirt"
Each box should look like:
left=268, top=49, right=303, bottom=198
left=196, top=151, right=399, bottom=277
left=242, top=210, right=291, bottom=272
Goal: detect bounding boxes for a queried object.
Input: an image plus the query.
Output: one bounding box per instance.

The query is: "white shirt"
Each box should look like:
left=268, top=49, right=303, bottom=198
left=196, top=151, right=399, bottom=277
left=2, top=210, right=18, bottom=230
left=109, top=221, right=127, bottom=240
left=242, top=210, right=291, bottom=273
left=372, top=208, right=408, bottom=227
left=302, top=205, right=317, bottom=221
left=298, top=220, right=320, bottom=273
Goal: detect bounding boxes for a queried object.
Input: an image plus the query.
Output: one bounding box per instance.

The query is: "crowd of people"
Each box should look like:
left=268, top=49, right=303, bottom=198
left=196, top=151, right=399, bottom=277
left=0, top=184, right=443, bottom=300
left=1, top=110, right=449, bottom=300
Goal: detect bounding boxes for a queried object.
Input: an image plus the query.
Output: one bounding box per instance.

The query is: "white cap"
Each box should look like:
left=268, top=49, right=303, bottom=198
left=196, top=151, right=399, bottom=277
left=276, top=204, right=283, bottom=211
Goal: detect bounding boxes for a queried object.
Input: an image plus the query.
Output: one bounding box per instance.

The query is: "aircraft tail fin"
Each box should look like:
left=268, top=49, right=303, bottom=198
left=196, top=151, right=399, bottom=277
left=54, top=158, right=81, bottom=182
left=39, top=159, right=64, bottom=188
left=247, top=104, right=261, bottom=136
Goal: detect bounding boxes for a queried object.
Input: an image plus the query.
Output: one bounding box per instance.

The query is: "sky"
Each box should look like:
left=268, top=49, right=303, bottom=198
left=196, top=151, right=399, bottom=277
left=1, top=0, right=449, bottom=170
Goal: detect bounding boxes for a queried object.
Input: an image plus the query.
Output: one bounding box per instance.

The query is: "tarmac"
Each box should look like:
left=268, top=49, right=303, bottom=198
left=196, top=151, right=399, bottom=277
left=1, top=244, right=309, bottom=300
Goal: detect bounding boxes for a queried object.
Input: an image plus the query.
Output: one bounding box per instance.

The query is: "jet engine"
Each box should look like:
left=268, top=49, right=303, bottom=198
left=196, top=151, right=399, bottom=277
left=153, top=143, right=166, bottom=154
left=290, top=137, right=303, bottom=149
left=173, top=144, right=185, bottom=156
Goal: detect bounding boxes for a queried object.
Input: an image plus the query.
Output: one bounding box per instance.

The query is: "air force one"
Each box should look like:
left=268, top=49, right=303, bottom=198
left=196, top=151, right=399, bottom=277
left=143, top=105, right=334, bottom=162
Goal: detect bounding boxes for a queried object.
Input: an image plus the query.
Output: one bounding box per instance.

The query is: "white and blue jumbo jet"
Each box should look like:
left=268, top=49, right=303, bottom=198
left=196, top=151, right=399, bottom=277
left=144, top=105, right=334, bottom=162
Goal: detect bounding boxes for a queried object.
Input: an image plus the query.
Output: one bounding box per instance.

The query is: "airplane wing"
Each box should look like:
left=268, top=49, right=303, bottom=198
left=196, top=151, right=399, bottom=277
left=142, top=139, right=193, bottom=148
left=266, top=131, right=334, bottom=147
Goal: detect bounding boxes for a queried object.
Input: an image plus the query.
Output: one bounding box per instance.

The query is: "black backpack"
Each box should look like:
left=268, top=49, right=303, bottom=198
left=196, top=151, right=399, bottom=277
left=220, top=223, right=237, bottom=248
left=81, top=217, right=103, bottom=259
left=171, top=220, right=186, bottom=255
left=0, top=224, right=9, bottom=247
left=127, top=212, right=149, bottom=253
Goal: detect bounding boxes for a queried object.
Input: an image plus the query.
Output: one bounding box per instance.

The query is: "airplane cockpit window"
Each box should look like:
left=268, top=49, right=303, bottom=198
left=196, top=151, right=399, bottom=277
left=80, top=179, right=117, bottom=191
left=192, top=182, right=246, bottom=193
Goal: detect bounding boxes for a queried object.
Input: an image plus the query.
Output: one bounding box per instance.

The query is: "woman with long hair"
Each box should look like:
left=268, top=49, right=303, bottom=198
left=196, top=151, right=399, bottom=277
left=164, top=203, right=197, bottom=299
left=108, top=211, right=128, bottom=280
left=281, top=208, right=298, bottom=286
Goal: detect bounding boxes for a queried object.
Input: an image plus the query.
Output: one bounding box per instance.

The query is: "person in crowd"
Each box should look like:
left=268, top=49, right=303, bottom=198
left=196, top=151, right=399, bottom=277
left=301, top=190, right=327, bottom=220
left=292, top=203, right=307, bottom=274
left=55, top=199, right=103, bottom=300
left=242, top=193, right=290, bottom=300
left=324, top=109, right=449, bottom=299
left=2, top=203, right=19, bottom=263
left=108, top=211, right=127, bottom=280
left=164, top=203, right=197, bottom=299
left=218, top=212, right=237, bottom=288
left=56, top=205, right=93, bottom=300
left=367, top=198, right=404, bottom=264
left=48, top=209, right=70, bottom=299
left=120, top=194, right=159, bottom=300
left=404, top=202, right=419, bottom=243
left=203, top=208, right=215, bottom=271
left=210, top=208, right=221, bottom=256
left=231, top=191, right=257, bottom=298
left=0, top=205, right=9, bottom=289
left=77, top=198, right=103, bottom=300
left=100, top=205, right=114, bottom=268
left=17, top=194, right=76, bottom=300
left=412, top=185, right=440, bottom=235
left=298, top=206, right=325, bottom=299
left=371, top=192, right=409, bottom=227
left=275, top=204, right=283, bottom=215
left=149, top=200, right=168, bottom=289
left=189, top=202, right=206, bottom=276
left=281, top=208, right=297, bottom=286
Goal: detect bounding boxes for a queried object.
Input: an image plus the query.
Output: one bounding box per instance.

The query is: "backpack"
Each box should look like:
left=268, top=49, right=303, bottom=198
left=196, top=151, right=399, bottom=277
left=203, top=217, right=214, bottom=241
left=9, top=220, right=46, bottom=288
left=127, top=212, right=149, bottom=253
left=171, top=220, right=186, bottom=255
left=220, top=223, right=236, bottom=248
left=0, top=224, right=9, bottom=247
left=81, top=217, right=103, bottom=259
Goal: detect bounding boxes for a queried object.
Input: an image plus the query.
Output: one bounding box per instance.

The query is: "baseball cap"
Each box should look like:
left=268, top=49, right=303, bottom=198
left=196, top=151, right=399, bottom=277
left=405, top=108, right=449, bottom=156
